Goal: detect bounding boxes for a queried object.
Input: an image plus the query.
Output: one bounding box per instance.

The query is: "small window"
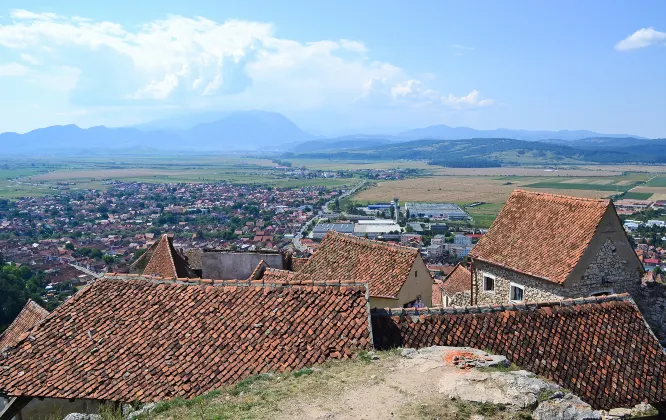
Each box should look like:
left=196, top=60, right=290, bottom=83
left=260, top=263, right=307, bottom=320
left=510, top=284, right=524, bottom=302
left=415, top=270, right=418, bottom=278
left=483, top=276, right=495, bottom=292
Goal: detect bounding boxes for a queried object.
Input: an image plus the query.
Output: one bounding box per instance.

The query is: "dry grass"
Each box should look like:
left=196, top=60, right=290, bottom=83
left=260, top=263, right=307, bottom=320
left=355, top=176, right=612, bottom=205
left=28, top=169, right=195, bottom=181
left=630, top=186, right=666, bottom=194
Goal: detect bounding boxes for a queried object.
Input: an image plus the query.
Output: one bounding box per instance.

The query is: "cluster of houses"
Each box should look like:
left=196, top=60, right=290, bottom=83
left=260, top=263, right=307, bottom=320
left=0, top=181, right=348, bottom=288
left=2, top=189, right=666, bottom=418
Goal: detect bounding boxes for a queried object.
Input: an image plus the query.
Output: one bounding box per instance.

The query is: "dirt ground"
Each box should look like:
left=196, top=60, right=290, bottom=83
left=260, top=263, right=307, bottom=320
left=152, top=348, right=539, bottom=420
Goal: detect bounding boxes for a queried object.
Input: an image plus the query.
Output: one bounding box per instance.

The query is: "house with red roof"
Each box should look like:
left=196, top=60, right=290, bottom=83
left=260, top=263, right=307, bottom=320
left=289, top=231, right=434, bottom=308
left=469, top=190, right=644, bottom=305
left=432, top=263, right=471, bottom=307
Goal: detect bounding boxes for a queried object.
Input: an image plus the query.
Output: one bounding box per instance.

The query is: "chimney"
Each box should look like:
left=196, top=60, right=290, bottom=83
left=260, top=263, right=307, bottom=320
left=393, top=197, right=399, bottom=223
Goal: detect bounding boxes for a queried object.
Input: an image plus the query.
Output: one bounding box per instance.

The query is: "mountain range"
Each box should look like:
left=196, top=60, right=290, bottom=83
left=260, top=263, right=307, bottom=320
left=0, top=110, right=651, bottom=154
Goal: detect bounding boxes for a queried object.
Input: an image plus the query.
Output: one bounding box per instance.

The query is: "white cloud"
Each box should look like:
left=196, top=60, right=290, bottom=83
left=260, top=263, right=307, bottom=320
left=20, top=53, right=39, bottom=65
left=9, top=9, right=59, bottom=21
left=442, top=90, right=494, bottom=109
left=616, top=27, right=666, bottom=51
left=0, top=62, right=28, bottom=76
left=0, top=10, right=494, bottom=115
left=451, top=44, right=474, bottom=51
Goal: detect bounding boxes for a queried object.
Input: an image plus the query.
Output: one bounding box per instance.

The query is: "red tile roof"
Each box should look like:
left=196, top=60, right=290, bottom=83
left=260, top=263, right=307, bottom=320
left=440, top=263, right=471, bottom=296
left=291, top=257, right=309, bottom=272
left=294, top=231, right=421, bottom=299
left=261, top=268, right=295, bottom=283
left=371, top=294, right=666, bottom=410
left=142, top=234, right=198, bottom=279
left=431, top=280, right=444, bottom=306
left=0, top=278, right=371, bottom=403
left=470, top=190, right=611, bottom=284
left=0, top=300, right=49, bottom=350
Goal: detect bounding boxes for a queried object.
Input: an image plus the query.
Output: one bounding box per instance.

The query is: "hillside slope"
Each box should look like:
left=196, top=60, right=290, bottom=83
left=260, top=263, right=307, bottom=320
left=292, top=137, right=666, bottom=165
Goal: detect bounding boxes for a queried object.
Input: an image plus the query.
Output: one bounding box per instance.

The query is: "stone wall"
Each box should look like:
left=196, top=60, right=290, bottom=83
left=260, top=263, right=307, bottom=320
left=472, top=240, right=641, bottom=305
left=472, top=261, right=566, bottom=305
left=569, top=239, right=640, bottom=297
left=634, top=283, right=666, bottom=344
left=445, top=290, right=471, bottom=307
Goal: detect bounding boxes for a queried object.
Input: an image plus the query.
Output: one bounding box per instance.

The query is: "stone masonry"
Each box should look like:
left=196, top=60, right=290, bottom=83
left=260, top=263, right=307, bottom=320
left=472, top=240, right=641, bottom=306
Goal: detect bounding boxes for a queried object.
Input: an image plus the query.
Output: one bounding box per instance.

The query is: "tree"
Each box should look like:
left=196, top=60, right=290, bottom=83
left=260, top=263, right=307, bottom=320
left=390, top=206, right=395, bottom=220
left=334, top=198, right=340, bottom=211
left=102, top=255, right=115, bottom=265
left=0, top=265, right=46, bottom=331
left=64, top=242, right=75, bottom=251
left=0, top=252, right=4, bottom=265
left=406, top=209, right=411, bottom=220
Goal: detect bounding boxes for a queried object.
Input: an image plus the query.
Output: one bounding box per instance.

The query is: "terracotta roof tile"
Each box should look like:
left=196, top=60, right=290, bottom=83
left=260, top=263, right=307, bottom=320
left=291, top=257, right=309, bottom=272
left=470, top=190, right=611, bottom=284
left=294, top=231, right=421, bottom=299
left=142, top=234, right=198, bottom=279
left=431, top=280, right=444, bottom=306
left=0, top=300, right=49, bottom=350
left=440, top=263, right=471, bottom=296
left=0, top=278, right=370, bottom=403
left=372, top=294, right=666, bottom=410
left=261, top=268, right=295, bottom=283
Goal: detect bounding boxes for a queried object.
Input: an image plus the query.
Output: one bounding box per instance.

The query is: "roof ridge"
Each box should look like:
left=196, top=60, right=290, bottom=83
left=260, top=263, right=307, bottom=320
left=326, top=231, right=417, bottom=253
left=103, top=274, right=367, bottom=288
left=512, top=189, right=611, bottom=204
left=371, top=293, right=633, bottom=316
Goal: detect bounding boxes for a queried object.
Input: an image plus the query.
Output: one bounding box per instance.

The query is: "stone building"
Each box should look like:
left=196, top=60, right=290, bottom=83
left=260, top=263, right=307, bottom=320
left=468, top=190, right=643, bottom=305
left=289, top=231, right=434, bottom=308
left=432, top=262, right=471, bottom=307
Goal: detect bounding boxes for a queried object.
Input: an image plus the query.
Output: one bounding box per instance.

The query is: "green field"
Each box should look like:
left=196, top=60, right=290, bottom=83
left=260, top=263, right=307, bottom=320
left=463, top=202, right=504, bottom=228
left=621, top=192, right=654, bottom=200
left=646, top=175, right=666, bottom=187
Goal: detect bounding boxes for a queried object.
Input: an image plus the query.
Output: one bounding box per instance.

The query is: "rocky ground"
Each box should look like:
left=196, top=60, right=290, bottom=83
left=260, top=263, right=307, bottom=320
left=64, top=347, right=658, bottom=420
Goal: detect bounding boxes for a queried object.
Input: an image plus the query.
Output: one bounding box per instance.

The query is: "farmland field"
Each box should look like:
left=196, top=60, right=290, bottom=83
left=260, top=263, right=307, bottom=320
left=352, top=169, right=659, bottom=227
left=645, top=175, right=666, bottom=187
left=430, top=167, right=623, bottom=177
left=287, top=159, right=432, bottom=171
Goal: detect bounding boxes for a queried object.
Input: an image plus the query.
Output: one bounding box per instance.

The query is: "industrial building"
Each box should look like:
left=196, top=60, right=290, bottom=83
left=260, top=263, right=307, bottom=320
left=312, top=223, right=354, bottom=239
left=405, top=202, right=469, bottom=220
left=353, top=219, right=401, bottom=239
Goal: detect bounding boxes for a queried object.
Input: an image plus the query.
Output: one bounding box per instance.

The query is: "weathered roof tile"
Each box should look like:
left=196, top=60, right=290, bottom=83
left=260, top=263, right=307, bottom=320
left=470, top=190, right=611, bottom=284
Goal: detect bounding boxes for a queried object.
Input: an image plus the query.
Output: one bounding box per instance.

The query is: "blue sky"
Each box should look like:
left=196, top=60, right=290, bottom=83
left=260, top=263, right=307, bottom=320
left=0, top=0, right=665, bottom=136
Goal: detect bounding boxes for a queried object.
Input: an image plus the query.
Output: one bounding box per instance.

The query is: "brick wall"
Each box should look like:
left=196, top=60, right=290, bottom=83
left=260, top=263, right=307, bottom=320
left=370, top=295, right=666, bottom=410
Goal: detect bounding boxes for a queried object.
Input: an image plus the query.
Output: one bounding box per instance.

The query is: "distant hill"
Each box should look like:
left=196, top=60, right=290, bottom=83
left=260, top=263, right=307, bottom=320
left=0, top=111, right=652, bottom=155
left=183, top=111, right=314, bottom=149
left=289, top=138, right=393, bottom=153
left=1, top=111, right=314, bottom=153
left=292, top=137, right=666, bottom=165
left=397, top=125, right=644, bottom=142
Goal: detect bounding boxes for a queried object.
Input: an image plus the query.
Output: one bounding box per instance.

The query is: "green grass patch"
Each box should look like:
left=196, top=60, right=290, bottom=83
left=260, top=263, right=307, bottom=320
left=292, top=367, right=314, bottom=378
left=621, top=192, right=654, bottom=200
left=463, top=202, right=504, bottom=228
left=525, top=182, right=634, bottom=192
left=646, top=175, right=666, bottom=187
